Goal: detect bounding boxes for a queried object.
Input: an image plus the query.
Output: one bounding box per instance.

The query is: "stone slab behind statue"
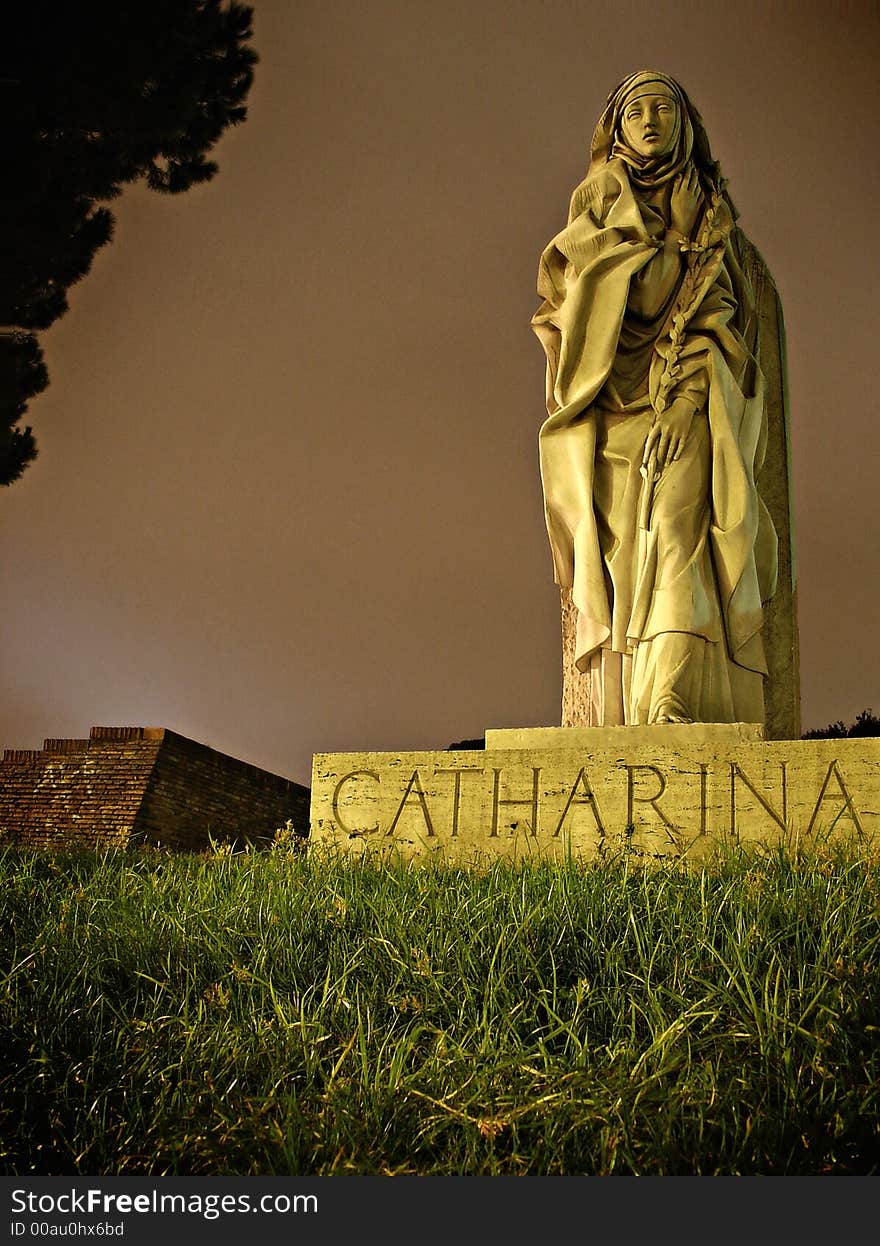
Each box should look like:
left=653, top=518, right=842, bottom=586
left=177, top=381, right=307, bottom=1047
left=310, top=726, right=876, bottom=865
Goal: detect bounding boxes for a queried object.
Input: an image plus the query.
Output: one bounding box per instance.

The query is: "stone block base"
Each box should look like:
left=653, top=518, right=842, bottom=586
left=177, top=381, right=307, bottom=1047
left=309, top=727, right=878, bottom=864
left=485, top=723, right=765, bottom=751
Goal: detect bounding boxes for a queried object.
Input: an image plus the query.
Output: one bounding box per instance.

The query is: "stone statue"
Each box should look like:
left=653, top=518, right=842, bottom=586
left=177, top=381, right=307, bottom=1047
left=532, top=69, right=799, bottom=734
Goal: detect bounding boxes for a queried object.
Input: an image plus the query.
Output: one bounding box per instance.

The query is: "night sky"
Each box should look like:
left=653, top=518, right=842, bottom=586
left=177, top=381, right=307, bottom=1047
left=3, top=0, right=878, bottom=786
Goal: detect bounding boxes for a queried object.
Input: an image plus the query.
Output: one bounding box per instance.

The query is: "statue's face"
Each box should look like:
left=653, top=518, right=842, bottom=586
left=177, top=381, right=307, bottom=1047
left=620, top=93, right=679, bottom=158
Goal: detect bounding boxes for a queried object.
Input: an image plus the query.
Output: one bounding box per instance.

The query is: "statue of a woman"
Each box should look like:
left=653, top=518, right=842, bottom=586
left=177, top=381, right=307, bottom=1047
left=532, top=70, right=780, bottom=727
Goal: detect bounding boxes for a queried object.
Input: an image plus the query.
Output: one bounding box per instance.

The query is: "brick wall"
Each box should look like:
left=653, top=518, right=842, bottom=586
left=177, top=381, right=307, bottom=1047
left=135, top=729, right=310, bottom=849
left=0, top=727, right=310, bottom=850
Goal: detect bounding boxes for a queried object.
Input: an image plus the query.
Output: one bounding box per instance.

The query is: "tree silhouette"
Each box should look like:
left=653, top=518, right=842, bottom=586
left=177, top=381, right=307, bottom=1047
left=802, top=709, right=880, bottom=740
left=2, top=0, right=257, bottom=485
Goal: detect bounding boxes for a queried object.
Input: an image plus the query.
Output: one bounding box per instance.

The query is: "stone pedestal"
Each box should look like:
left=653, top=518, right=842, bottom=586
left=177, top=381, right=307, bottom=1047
left=485, top=723, right=765, bottom=751
left=310, top=725, right=877, bottom=864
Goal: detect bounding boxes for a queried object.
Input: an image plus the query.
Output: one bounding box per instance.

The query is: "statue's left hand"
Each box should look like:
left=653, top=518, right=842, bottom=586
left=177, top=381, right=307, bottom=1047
left=643, top=398, right=696, bottom=472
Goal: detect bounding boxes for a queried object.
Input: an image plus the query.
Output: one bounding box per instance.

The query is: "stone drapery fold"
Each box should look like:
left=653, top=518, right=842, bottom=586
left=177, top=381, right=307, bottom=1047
left=532, top=76, right=778, bottom=724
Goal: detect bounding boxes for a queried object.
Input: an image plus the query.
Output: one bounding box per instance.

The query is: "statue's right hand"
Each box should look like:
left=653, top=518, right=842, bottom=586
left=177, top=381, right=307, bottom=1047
left=643, top=398, right=696, bottom=473
left=669, top=166, right=702, bottom=238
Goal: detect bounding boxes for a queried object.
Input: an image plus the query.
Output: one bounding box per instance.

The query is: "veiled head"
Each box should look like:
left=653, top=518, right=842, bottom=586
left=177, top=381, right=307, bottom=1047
left=618, top=81, right=680, bottom=159
left=585, top=70, right=727, bottom=204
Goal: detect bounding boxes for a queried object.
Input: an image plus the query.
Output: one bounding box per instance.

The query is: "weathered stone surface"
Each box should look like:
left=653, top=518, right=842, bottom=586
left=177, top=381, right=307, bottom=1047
left=534, top=70, right=799, bottom=734
left=735, top=234, right=800, bottom=740
left=486, top=722, right=764, bottom=751
left=310, top=737, right=879, bottom=864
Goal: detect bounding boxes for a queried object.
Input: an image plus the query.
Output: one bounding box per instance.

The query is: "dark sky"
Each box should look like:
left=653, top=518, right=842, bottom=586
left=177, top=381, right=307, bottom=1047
left=3, top=0, right=878, bottom=786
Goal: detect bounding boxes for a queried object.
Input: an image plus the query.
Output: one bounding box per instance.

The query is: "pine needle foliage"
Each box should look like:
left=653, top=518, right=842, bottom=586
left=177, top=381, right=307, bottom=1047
left=1, top=840, right=879, bottom=1175
left=2, top=1, right=257, bottom=484
left=803, top=708, right=880, bottom=740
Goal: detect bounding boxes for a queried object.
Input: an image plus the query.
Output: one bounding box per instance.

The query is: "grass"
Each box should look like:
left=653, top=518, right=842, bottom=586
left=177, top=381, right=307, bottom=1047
left=1, top=834, right=879, bottom=1175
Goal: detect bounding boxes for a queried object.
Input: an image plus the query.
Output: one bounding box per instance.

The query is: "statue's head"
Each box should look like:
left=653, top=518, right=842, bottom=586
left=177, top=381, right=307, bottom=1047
left=617, top=78, right=681, bottom=159
left=588, top=70, right=726, bottom=204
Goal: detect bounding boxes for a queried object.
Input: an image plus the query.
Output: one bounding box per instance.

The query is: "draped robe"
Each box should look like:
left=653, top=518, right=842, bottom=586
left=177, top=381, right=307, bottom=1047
left=532, top=158, right=778, bottom=725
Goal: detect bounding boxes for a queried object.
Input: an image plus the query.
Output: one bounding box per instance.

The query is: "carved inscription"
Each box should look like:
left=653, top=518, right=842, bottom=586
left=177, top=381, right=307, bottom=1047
left=316, top=746, right=875, bottom=857
left=434, top=767, right=485, bottom=836
left=553, top=766, right=606, bottom=838
left=806, top=760, right=865, bottom=839
left=332, top=768, right=379, bottom=835
left=491, top=767, right=542, bottom=836
left=387, top=769, right=436, bottom=837
left=626, top=764, right=676, bottom=833
left=729, top=762, right=788, bottom=835
left=699, top=763, right=708, bottom=836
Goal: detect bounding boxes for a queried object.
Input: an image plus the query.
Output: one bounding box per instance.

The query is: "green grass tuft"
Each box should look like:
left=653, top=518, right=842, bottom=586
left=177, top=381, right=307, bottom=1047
left=2, top=839, right=879, bottom=1174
